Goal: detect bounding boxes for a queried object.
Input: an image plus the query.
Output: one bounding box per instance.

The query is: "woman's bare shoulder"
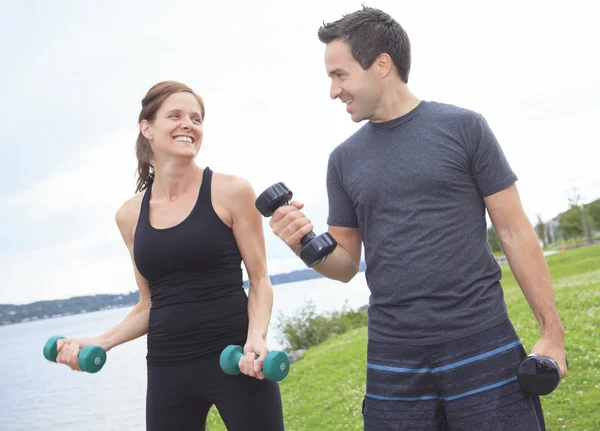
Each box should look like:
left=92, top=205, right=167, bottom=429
left=115, top=191, right=145, bottom=241
left=211, top=170, right=254, bottom=199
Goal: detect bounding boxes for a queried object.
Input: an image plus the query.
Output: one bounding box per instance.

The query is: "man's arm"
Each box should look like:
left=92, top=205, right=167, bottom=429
left=485, top=183, right=567, bottom=376
left=313, top=225, right=362, bottom=282
left=269, top=202, right=362, bottom=283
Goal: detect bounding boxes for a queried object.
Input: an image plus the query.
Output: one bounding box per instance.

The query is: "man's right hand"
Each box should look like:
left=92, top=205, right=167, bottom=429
left=269, top=201, right=314, bottom=255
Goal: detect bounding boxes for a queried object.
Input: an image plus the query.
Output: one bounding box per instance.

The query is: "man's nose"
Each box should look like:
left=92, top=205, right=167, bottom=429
left=330, top=83, right=342, bottom=100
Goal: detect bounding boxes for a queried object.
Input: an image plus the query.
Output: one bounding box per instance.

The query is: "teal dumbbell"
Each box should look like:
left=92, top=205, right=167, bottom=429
left=219, top=345, right=290, bottom=381
left=43, top=335, right=106, bottom=374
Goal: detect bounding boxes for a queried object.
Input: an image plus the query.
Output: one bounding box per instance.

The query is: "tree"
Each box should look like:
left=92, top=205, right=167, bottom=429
left=559, top=204, right=595, bottom=241
left=587, top=199, right=600, bottom=227
left=560, top=187, right=596, bottom=242
left=535, top=214, right=547, bottom=248
left=487, top=226, right=501, bottom=253
left=567, top=186, right=582, bottom=207
left=559, top=206, right=583, bottom=240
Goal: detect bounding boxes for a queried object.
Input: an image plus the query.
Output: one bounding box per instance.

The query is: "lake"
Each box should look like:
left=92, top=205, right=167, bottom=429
left=0, top=274, right=370, bottom=431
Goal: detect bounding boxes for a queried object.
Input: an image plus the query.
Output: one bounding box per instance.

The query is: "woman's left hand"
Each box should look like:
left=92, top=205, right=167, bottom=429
left=238, top=336, right=269, bottom=380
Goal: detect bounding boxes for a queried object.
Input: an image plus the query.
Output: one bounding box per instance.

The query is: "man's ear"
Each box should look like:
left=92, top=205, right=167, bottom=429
left=140, top=119, right=152, bottom=140
left=376, top=53, right=393, bottom=79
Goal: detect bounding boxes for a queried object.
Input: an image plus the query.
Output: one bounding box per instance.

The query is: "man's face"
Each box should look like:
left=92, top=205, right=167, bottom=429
left=324, top=40, right=381, bottom=122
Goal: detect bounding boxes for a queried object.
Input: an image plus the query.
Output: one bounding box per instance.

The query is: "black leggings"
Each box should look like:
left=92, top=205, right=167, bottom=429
left=146, top=353, right=285, bottom=431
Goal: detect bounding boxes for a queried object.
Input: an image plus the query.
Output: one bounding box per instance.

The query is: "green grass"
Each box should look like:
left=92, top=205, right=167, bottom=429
left=207, top=245, right=600, bottom=430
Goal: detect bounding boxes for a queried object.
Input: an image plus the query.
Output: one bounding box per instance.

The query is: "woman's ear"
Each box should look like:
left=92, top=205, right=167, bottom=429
left=140, top=119, right=153, bottom=141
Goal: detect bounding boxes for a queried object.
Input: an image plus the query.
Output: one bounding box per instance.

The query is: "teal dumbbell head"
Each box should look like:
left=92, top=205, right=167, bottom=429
left=219, top=345, right=245, bottom=375
left=263, top=350, right=290, bottom=381
left=219, top=345, right=290, bottom=381
left=43, top=335, right=107, bottom=374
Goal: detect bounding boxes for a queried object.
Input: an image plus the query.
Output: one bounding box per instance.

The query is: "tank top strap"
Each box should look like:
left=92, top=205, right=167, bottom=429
left=199, top=166, right=213, bottom=204
left=139, top=184, right=153, bottom=226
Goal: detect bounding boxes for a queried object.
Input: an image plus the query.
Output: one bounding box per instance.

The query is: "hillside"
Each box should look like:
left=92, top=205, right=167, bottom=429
left=204, top=245, right=600, bottom=430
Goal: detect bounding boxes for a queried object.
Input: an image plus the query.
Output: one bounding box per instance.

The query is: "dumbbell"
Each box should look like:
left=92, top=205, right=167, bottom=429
left=219, top=345, right=290, bottom=382
left=517, top=354, right=568, bottom=395
left=43, top=335, right=107, bottom=374
left=255, top=182, right=337, bottom=268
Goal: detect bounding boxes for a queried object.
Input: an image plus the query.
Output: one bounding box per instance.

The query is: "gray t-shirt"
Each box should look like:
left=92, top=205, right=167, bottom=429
left=326, top=101, right=517, bottom=345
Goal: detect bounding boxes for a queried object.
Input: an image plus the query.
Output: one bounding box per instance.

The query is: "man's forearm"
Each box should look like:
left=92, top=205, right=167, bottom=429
left=312, top=244, right=360, bottom=283
left=500, top=226, right=564, bottom=339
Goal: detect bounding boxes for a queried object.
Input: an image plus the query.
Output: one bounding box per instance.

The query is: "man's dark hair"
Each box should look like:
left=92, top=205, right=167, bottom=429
left=318, top=5, right=411, bottom=83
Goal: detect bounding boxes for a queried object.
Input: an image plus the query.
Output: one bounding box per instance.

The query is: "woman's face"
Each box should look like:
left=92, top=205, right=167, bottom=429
left=142, top=91, right=204, bottom=161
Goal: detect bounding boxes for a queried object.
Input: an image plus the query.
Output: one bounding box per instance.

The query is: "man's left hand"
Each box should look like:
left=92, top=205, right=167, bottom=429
left=530, top=334, right=568, bottom=378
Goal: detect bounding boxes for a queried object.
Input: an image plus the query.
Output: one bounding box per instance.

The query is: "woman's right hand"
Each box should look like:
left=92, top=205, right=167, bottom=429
left=55, top=337, right=94, bottom=371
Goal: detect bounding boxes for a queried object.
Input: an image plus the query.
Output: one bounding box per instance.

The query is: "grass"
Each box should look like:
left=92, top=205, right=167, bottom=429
left=206, top=245, right=600, bottom=430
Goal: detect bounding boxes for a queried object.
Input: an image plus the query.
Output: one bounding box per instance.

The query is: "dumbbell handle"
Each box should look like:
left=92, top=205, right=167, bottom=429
left=271, top=198, right=316, bottom=247
left=301, top=231, right=316, bottom=246
left=220, top=345, right=290, bottom=381
left=43, top=335, right=106, bottom=374
left=276, top=201, right=317, bottom=247
left=529, top=353, right=569, bottom=371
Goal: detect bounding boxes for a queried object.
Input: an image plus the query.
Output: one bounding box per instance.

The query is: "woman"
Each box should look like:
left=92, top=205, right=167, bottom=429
left=56, top=81, right=285, bottom=430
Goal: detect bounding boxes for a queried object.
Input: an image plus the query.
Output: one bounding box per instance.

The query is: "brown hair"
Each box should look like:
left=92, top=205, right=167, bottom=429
left=135, top=81, right=206, bottom=193
left=318, top=6, right=411, bottom=83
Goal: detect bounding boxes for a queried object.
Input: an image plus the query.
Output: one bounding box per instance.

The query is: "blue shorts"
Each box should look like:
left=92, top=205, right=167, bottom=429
left=363, top=320, right=545, bottom=430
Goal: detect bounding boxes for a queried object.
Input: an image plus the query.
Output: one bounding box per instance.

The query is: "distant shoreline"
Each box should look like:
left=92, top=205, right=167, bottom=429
left=0, top=262, right=368, bottom=326
left=3, top=245, right=589, bottom=327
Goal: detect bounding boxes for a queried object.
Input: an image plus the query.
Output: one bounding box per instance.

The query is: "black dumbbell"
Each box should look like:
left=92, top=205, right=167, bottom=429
left=256, top=182, right=337, bottom=268
left=517, top=354, right=568, bottom=395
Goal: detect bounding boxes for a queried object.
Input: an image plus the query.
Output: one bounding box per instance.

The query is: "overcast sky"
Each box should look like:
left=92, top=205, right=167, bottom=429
left=1, top=0, right=598, bottom=304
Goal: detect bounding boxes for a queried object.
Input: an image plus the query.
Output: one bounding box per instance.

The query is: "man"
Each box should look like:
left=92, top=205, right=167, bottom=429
left=268, top=6, right=567, bottom=431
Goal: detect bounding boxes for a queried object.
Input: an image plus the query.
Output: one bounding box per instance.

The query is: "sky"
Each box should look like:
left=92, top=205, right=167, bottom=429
left=1, top=0, right=599, bottom=304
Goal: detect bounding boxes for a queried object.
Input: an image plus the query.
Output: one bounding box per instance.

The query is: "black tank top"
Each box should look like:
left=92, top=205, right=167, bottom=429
left=133, top=167, right=249, bottom=366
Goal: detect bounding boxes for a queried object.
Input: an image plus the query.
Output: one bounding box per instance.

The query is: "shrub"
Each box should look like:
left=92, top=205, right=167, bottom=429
left=275, top=299, right=368, bottom=352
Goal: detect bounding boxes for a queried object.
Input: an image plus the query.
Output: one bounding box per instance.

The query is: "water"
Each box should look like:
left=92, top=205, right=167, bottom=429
left=0, top=275, right=370, bottom=431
